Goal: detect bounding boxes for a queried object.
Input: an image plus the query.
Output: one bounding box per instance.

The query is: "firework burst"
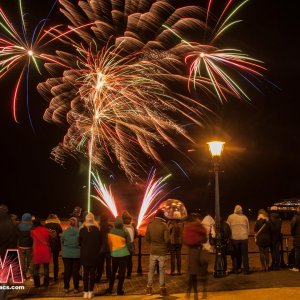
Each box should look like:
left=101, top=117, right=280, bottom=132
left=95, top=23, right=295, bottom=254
left=0, top=0, right=57, bottom=127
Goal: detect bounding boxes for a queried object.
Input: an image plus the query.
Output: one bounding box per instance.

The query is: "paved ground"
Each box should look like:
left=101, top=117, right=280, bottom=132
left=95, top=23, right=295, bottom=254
left=7, top=267, right=300, bottom=299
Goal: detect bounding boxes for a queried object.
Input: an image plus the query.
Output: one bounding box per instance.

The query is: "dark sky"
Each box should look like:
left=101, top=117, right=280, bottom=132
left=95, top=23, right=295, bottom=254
left=0, top=0, right=299, bottom=220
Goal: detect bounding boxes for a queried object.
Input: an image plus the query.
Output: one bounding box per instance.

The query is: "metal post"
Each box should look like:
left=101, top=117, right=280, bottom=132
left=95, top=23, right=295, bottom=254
left=137, top=234, right=143, bottom=275
left=213, top=158, right=226, bottom=278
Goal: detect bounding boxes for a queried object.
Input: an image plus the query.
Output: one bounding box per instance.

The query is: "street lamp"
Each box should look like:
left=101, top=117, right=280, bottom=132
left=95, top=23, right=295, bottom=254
left=207, top=141, right=226, bottom=278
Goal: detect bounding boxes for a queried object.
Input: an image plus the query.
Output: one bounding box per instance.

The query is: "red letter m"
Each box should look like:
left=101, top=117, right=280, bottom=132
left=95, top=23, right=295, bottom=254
left=0, top=249, right=24, bottom=284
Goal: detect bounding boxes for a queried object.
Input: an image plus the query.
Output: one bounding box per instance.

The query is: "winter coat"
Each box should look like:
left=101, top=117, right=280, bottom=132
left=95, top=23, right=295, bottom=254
left=187, top=246, right=209, bottom=276
left=100, top=222, right=112, bottom=253
left=146, top=217, right=170, bottom=255
left=227, top=212, right=249, bottom=240
left=168, top=220, right=184, bottom=245
left=183, top=221, right=207, bottom=246
left=269, top=213, right=282, bottom=242
left=0, top=214, right=17, bottom=258
left=61, top=226, right=80, bottom=258
left=45, top=219, right=63, bottom=252
left=108, top=218, right=131, bottom=257
left=79, top=225, right=102, bottom=266
left=291, top=212, right=300, bottom=247
left=17, top=213, right=33, bottom=248
left=254, top=218, right=271, bottom=248
left=31, top=226, right=51, bottom=264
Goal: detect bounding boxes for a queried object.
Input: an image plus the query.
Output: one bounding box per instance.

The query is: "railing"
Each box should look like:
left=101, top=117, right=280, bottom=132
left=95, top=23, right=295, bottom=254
left=135, top=234, right=294, bottom=274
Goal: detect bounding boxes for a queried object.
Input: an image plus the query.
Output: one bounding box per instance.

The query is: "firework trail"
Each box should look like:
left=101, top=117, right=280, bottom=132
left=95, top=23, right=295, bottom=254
left=36, top=0, right=266, bottom=209
left=0, top=0, right=57, bottom=128
left=137, top=169, right=172, bottom=229
left=91, top=172, right=118, bottom=217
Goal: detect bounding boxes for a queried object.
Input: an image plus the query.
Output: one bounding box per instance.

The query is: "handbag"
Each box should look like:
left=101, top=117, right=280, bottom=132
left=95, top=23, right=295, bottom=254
left=254, top=223, right=266, bottom=244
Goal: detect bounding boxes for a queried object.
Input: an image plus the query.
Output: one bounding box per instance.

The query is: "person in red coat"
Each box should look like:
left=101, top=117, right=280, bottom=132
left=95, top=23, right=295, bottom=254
left=30, top=219, right=51, bottom=287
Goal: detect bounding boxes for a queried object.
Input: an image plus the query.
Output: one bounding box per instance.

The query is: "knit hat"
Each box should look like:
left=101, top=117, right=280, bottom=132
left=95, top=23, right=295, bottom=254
left=21, top=213, right=32, bottom=222
left=155, top=209, right=166, bottom=220
left=234, top=205, right=243, bottom=214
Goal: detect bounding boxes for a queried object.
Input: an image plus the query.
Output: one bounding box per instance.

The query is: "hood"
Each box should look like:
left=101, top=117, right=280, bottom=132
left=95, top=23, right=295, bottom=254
left=114, top=216, right=124, bottom=229
left=234, top=205, right=243, bottom=214
left=66, top=226, right=79, bottom=236
left=22, top=213, right=32, bottom=222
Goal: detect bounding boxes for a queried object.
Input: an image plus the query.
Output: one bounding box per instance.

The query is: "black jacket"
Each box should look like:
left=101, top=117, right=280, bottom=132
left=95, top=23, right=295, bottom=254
left=0, top=215, right=17, bottom=258
left=254, top=219, right=271, bottom=248
left=79, top=226, right=102, bottom=266
left=291, top=213, right=300, bottom=247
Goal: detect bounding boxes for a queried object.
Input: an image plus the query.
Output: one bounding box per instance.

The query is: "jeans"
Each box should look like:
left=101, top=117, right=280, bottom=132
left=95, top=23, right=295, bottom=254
left=33, top=263, right=49, bottom=287
left=170, top=244, right=182, bottom=274
left=19, top=248, right=33, bottom=277
left=271, top=240, right=281, bottom=268
left=83, top=265, right=96, bottom=292
left=147, top=255, right=167, bottom=288
left=109, top=256, right=128, bottom=293
left=232, top=240, right=249, bottom=272
left=62, top=257, right=80, bottom=289
left=126, top=254, right=133, bottom=277
left=295, top=246, right=300, bottom=268
left=52, top=250, right=59, bottom=280
left=96, top=252, right=112, bottom=281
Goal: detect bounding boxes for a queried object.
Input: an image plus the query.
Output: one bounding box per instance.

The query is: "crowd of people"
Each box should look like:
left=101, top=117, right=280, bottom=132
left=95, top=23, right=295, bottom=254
left=1, top=203, right=300, bottom=299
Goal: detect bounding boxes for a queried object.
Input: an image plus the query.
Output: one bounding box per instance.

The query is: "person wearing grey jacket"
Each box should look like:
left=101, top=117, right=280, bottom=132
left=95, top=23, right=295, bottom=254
left=227, top=205, right=250, bottom=274
left=145, top=209, right=170, bottom=297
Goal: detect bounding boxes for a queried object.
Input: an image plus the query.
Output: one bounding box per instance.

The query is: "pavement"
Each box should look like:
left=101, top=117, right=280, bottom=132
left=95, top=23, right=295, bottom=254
left=7, top=268, right=300, bottom=300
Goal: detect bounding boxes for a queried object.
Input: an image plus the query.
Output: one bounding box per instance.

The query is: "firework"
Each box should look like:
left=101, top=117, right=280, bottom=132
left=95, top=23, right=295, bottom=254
left=0, top=0, right=57, bottom=127
left=137, top=169, right=172, bottom=229
left=35, top=0, right=267, bottom=210
left=91, top=172, right=118, bottom=218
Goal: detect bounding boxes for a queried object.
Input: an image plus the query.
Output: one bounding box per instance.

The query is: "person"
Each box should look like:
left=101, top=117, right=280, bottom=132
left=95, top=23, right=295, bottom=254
left=96, top=212, right=112, bottom=283
left=45, top=213, right=63, bottom=281
left=209, top=217, right=232, bottom=272
left=183, top=220, right=209, bottom=300
left=201, top=213, right=215, bottom=252
left=0, top=205, right=17, bottom=257
left=31, top=219, right=51, bottom=287
left=145, top=209, right=170, bottom=297
left=71, top=206, right=83, bottom=227
left=290, top=206, right=300, bottom=271
left=168, top=217, right=184, bottom=275
left=269, top=212, right=282, bottom=270
left=122, top=210, right=137, bottom=279
left=0, top=204, right=17, bottom=300
left=254, top=209, right=271, bottom=272
left=17, top=213, right=33, bottom=280
left=61, top=217, right=80, bottom=294
left=79, top=212, right=102, bottom=299
left=227, top=204, right=250, bottom=274
left=106, top=216, right=131, bottom=295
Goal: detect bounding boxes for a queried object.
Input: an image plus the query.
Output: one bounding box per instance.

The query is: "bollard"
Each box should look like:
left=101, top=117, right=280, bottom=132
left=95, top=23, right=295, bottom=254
left=137, top=234, right=143, bottom=275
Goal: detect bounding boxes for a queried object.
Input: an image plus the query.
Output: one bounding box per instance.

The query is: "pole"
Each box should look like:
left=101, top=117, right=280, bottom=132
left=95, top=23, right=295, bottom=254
left=137, top=234, right=143, bottom=275
left=213, top=158, right=226, bottom=278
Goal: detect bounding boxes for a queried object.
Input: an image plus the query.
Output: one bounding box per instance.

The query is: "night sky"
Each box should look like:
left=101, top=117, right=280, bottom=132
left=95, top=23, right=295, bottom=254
left=0, top=0, right=299, bottom=220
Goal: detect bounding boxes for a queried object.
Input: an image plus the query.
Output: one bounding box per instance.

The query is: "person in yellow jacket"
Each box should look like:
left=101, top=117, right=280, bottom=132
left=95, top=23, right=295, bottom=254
left=106, top=216, right=131, bottom=296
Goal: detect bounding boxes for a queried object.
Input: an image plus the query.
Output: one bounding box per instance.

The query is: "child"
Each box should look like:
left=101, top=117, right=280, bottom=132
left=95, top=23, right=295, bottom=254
left=183, top=220, right=209, bottom=300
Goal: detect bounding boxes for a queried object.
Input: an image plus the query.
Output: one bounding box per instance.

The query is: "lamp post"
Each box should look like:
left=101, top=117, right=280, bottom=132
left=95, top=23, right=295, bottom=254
left=207, top=141, right=226, bottom=278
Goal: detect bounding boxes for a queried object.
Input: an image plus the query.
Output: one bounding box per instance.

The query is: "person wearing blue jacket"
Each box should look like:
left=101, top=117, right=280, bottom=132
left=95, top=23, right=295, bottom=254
left=61, top=217, right=80, bottom=294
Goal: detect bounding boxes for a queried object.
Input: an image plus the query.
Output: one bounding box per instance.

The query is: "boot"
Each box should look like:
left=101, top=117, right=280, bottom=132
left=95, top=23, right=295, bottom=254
left=33, top=276, right=40, bottom=288
left=43, top=275, right=49, bottom=286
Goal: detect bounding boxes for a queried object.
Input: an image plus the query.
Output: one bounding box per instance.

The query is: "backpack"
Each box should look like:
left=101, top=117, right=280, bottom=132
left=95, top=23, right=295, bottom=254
left=49, top=229, right=57, bottom=251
